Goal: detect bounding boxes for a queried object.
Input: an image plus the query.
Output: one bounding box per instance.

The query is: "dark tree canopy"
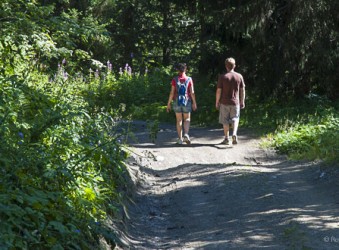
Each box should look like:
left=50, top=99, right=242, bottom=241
left=1, top=0, right=338, bottom=100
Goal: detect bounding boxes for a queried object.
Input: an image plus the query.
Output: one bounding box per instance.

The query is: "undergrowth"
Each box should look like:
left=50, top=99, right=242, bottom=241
left=0, top=62, right=130, bottom=249
left=257, top=96, right=339, bottom=163
left=263, top=105, right=338, bottom=163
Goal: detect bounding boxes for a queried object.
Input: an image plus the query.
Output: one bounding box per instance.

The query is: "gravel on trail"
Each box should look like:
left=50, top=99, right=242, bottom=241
left=112, top=122, right=339, bottom=250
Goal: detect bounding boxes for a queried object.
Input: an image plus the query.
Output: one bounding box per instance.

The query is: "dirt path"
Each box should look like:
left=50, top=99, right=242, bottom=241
left=116, top=122, right=339, bottom=250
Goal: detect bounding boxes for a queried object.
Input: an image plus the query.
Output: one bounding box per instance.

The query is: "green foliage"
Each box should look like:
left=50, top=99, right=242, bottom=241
left=146, top=120, right=160, bottom=143
left=2, top=0, right=337, bottom=101
left=238, top=0, right=338, bottom=100
left=96, top=66, right=173, bottom=116
left=0, top=63, right=128, bottom=248
left=256, top=97, right=339, bottom=163
left=130, top=103, right=172, bottom=122
left=0, top=0, right=338, bottom=247
left=192, top=78, right=219, bottom=126
left=266, top=110, right=338, bottom=163
left=107, top=69, right=219, bottom=127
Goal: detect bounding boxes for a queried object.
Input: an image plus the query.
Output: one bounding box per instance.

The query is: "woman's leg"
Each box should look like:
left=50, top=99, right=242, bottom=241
left=183, top=112, right=191, bottom=135
left=175, top=112, right=183, bottom=139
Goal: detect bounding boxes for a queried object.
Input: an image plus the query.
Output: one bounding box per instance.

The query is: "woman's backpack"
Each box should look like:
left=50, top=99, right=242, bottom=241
left=176, top=77, right=191, bottom=106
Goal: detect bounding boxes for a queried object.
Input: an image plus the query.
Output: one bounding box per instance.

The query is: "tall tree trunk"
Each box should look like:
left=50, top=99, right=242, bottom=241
left=161, top=1, right=171, bottom=66
left=197, top=0, right=208, bottom=74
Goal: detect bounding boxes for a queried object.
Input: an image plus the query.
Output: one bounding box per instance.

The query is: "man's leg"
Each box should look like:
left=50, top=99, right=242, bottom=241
left=232, top=119, right=239, bottom=136
left=219, top=104, right=231, bottom=144
left=223, top=124, right=230, bottom=138
left=220, top=123, right=230, bottom=144
left=231, top=105, right=240, bottom=144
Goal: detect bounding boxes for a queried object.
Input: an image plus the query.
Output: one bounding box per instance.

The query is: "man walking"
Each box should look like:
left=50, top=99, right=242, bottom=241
left=216, top=57, right=245, bottom=145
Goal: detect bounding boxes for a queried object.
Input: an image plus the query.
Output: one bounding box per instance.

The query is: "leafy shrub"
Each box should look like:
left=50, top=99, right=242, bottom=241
left=109, top=69, right=219, bottom=126
left=268, top=112, right=339, bottom=162
left=0, top=65, right=128, bottom=249
left=260, top=97, right=339, bottom=163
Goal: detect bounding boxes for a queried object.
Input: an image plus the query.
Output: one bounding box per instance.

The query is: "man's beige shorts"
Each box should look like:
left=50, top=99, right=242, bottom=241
left=219, top=104, right=240, bottom=124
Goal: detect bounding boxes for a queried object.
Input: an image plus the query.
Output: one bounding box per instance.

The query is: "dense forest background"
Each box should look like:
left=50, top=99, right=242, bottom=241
left=2, top=0, right=338, bottom=98
left=0, top=0, right=338, bottom=249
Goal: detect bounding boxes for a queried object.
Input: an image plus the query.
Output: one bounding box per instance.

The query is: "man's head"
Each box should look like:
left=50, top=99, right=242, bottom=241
left=177, top=63, right=187, bottom=73
left=225, top=57, right=236, bottom=71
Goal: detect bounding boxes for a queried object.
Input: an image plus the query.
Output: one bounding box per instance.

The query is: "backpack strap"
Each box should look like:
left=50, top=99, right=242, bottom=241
left=177, top=77, right=190, bottom=87
left=175, top=76, right=190, bottom=84
left=175, top=76, right=191, bottom=94
left=184, top=77, right=191, bottom=94
left=184, top=77, right=191, bottom=86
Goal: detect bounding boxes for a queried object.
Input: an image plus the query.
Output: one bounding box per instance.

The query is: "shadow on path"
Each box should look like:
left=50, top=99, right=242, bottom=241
left=117, top=122, right=339, bottom=250
left=126, top=161, right=339, bottom=250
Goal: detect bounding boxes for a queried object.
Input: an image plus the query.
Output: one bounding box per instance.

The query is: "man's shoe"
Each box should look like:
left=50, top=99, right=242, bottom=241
left=232, top=135, right=238, bottom=145
left=183, top=134, right=191, bottom=144
left=221, top=138, right=230, bottom=145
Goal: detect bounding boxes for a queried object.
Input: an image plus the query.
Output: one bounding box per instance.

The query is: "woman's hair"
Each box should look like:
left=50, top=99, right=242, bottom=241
left=176, top=63, right=187, bottom=72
